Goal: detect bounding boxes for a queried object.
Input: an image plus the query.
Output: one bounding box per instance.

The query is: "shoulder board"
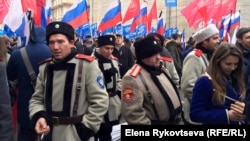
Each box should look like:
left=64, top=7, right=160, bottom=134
left=75, top=54, right=95, bottom=62
left=161, top=56, right=173, bottom=62
left=129, top=64, right=142, bottom=77
left=110, top=55, right=118, bottom=61
left=195, top=49, right=203, bottom=57
left=0, top=58, right=3, bottom=62
left=39, top=58, right=52, bottom=65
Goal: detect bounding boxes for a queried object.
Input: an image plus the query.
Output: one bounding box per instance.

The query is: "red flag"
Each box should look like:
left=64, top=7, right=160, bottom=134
left=0, top=0, right=11, bottom=23
left=33, top=0, right=46, bottom=26
left=181, top=0, right=203, bottom=29
left=197, top=0, right=208, bottom=24
left=122, top=0, right=140, bottom=24
left=36, top=0, right=46, bottom=7
left=21, top=0, right=36, bottom=12
left=147, top=0, right=157, bottom=32
left=214, top=0, right=237, bottom=23
left=223, top=0, right=237, bottom=13
left=206, top=0, right=222, bottom=23
left=181, top=0, right=198, bottom=23
left=34, top=8, right=42, bottom=26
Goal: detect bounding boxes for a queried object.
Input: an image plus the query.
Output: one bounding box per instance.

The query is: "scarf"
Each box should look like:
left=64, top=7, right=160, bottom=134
left=137, top=60, right=182, bottom=120
left=94, top=52, right=118, bottom=92
left=52, top=48, right=77, bottom=64
left=196, top=45, right=214, bottom=61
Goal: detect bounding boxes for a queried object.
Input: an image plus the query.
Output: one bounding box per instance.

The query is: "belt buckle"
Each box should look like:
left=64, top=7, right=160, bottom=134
left=52, top=116, right=59, bottom=125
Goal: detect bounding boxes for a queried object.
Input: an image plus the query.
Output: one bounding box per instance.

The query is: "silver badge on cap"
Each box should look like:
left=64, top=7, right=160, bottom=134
left=153, top=41, right=157, bottom=45
left=110, top=37, right=113, bottom=41
left=55, top=24, right=60, bottom=29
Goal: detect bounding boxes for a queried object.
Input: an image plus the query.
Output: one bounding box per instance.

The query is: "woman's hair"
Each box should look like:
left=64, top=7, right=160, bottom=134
left=207, top=43, right=245, bottom=105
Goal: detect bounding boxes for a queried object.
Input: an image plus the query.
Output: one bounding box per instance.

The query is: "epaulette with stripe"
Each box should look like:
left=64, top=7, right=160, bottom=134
left=161, top=56, right=173, bottom=62
left=129, top=64, right=142, bottom=77
left=39, top=58, right=52, bottom=65
left=0, top=57, right=3, bottom=62
left=75, top=54, right=95, bottom=62
left=195, top=49, right=203, bottom=57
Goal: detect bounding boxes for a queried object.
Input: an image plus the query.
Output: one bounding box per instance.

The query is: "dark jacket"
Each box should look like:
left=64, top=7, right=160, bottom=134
left=84, top=45, right=95, bottom=56
left=112, top=46, right=134, bottom=78
left=235, top=42, right=250, bottom=84
left=166, top=41, right=183, bottom=79
left=246, top=79, right=250, bottom=124
left=236, top=42, right=250, bottom=124
left=0, top=61, right=14, bottom=141
left=190, top=75, right=244, bottom=125
left=6, top=26, right=52, bottom=128
left=75, top=40, right=85, bottom=54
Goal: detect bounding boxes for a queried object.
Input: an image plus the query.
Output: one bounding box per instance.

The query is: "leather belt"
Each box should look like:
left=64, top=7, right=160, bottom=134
left=108, top=92, right=117, bottom=97
left=51, top=115, right=83, bottom=125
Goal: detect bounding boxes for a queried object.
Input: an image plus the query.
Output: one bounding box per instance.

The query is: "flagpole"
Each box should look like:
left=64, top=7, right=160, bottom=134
left=91, top=0, right=94, bottom=24
left=175, top=6, right=177, bottom=27
left=144, top=0, right=148, bottom=35
left=26, top=10, right=34, bottom=45
left=91, top=0, right=94, bottom=37
left=165, top=3, right=168, bottom=28
left=159, top=11, right=162, bottom=19
left=168, top=6, right=171, bottom=28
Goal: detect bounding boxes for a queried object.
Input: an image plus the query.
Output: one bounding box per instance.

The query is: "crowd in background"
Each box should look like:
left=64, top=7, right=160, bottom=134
left=0, top=22, right=250, bottom=141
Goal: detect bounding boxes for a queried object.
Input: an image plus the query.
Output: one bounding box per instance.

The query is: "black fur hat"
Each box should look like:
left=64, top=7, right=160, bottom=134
left=46, top=21, right=74, bottom=42
left=146, top=33, right=165, bottom=47
left=134, top=36, right=163, bottom=60
left=98, top=35, right=116, bottom=47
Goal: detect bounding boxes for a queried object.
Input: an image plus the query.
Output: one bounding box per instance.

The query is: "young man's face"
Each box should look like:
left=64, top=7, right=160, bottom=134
left=142, top=53, right=162, bottom=68
left=237, top=32, right=250, bottom=51
left=203, top=33, right=220, bottom=52
left=98, top=45, right=114, bottom=58
left=115, top=36, right=123, bottom=46
left=48, top=34, right=74, bottom=61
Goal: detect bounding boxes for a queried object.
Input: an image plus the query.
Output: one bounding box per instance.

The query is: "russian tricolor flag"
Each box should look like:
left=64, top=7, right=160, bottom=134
left=219, top=11, right=240, bottom=41
left=4, top=0, right=31, bottom=45
left=98, top=0, right=122, bottom=33
left=230, top=11, right=240, bottom=30
left=41, top=0, right=52, bottom=28
left=156, top=17, right=164, bottom=35
left=62, top=0, right=89, bottom=29
left=4, top=0, right=24, bottom=34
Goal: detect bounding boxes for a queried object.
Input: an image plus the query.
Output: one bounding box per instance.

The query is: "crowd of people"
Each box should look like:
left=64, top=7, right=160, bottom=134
left=1, top=21, right=250, bottom=141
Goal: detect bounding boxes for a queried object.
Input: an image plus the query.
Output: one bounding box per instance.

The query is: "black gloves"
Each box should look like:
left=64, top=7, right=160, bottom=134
left=74, top=123, right=94, bottom=141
